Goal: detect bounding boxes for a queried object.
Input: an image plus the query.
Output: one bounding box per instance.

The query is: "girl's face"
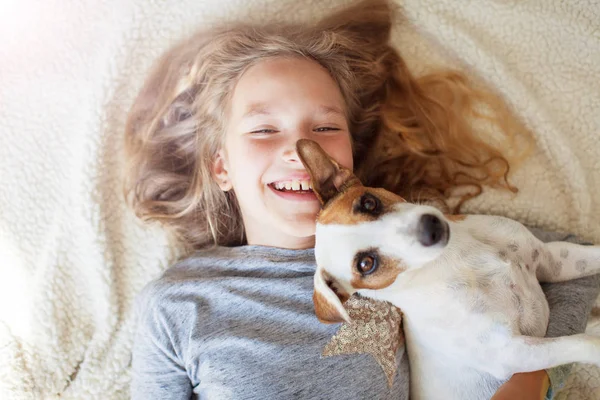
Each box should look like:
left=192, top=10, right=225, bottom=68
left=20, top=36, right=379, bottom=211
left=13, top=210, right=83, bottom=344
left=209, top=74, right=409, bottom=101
left=214, top=57, right=353, bottom=249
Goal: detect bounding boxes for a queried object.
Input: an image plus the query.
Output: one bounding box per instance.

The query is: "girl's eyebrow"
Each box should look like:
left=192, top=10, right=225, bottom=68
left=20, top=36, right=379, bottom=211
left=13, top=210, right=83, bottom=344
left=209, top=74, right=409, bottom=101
left=242, top=103, right=272, bottom=119
left=242, top=103, right=345, bottom=119
left=319, top=105, right=345, bottom=117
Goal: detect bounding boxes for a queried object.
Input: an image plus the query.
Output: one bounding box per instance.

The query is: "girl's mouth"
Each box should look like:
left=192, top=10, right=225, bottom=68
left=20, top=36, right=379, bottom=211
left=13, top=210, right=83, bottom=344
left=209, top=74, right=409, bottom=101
left=269, top=179, right=313, bottom=192
left=268, top=179, right=316, bottom=201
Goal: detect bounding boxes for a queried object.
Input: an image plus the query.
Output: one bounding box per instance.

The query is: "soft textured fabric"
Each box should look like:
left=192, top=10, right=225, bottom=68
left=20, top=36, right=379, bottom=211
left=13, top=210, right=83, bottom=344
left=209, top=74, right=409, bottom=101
left=131, top=229, right=599, bottom=400
left=2, top=1, right=600, bottom=399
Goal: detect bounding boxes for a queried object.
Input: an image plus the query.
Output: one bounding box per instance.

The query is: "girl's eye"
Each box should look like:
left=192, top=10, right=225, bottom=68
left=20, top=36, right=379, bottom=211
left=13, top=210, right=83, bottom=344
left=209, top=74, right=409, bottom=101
left=250, top=129, right=277, bottom=134
left=314, top=127, right=340, bottom=132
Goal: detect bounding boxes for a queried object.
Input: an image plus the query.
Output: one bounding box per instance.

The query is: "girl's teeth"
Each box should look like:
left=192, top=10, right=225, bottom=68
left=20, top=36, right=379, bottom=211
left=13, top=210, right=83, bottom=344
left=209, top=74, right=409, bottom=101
left=271, top=180, right=313, bottom=191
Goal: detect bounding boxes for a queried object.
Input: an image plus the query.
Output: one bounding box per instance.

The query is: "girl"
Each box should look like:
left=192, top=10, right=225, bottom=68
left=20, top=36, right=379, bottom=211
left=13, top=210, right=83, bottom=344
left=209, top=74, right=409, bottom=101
left=124, top=0, right=600, bottom=398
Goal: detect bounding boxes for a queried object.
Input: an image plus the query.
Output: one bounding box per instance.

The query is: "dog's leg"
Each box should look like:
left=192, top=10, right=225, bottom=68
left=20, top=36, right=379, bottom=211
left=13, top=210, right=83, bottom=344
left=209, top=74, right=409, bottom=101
left=481, top=334, right=600, bottom=379
left=535, top=242, right=600, bottom=282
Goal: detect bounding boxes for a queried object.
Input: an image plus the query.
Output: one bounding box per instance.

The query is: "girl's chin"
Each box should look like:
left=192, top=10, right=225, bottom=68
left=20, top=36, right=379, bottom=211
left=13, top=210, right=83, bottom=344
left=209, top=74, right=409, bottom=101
left=279, top=214, right=318, bottom=236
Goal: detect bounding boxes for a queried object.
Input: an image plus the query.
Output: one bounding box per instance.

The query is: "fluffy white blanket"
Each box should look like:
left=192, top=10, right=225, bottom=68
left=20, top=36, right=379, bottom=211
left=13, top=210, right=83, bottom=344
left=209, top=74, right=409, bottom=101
left=0, top=0, right=598, bottom=398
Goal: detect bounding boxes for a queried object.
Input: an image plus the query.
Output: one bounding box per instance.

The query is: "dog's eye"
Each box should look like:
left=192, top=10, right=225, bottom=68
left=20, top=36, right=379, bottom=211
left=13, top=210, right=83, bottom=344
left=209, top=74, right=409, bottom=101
left=356, top=253, right=378, bottom=275
left=357, top=193, right=381, bottom=215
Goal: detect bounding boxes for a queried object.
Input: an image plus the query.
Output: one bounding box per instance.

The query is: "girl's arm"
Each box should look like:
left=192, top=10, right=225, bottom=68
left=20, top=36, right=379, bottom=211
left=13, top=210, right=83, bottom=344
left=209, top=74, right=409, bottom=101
left=491, top=370, right=549, bottom=400
left=131, top=287, right=193, bottom=400
left=493, top=230, right=600, bottom=400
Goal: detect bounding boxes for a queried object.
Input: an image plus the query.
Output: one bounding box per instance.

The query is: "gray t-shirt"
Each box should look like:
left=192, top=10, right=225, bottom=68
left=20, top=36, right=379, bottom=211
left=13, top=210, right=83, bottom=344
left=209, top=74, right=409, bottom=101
left=131, top=230, right=600, bottom=400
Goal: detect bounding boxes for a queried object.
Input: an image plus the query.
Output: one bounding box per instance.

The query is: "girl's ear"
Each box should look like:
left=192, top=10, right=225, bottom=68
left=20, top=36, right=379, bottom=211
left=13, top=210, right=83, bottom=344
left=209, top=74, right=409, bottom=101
left=213, top=150, right=233, bottom=191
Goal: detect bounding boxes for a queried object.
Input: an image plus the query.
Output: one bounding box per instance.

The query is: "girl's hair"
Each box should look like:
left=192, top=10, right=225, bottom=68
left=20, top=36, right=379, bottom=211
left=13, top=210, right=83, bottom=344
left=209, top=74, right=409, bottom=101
left=124, top=0, right=524, bottom=251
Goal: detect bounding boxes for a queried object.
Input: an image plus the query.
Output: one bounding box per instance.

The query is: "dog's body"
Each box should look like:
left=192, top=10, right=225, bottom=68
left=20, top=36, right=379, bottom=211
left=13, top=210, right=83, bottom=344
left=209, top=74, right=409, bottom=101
left=296, top=139, right=600, bottom=400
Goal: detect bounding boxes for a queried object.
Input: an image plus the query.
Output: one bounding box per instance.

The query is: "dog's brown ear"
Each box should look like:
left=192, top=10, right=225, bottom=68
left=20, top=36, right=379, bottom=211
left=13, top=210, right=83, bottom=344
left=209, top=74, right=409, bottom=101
left=313, top=269, right=351, bottom=324
left=296, top=139, right=360, bottom=205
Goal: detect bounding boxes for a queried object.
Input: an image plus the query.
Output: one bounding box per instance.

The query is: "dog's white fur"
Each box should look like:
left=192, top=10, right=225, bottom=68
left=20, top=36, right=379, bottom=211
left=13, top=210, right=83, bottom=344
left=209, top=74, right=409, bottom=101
left=297, top=139, right=600, bottom=400
left=316, top=204, right=600, bottom=399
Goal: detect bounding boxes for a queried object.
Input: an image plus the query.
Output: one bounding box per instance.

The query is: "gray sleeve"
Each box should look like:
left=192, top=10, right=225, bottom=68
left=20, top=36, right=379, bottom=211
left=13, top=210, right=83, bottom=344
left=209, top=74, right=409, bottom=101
left=130, top=284, right=193, bottom=400
left=529, top=228, right=600, bottom=398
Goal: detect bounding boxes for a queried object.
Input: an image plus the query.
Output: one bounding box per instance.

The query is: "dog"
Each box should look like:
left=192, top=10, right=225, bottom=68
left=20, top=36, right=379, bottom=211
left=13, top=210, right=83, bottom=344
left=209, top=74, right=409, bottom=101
left=296, top=139, right=600, bottom=400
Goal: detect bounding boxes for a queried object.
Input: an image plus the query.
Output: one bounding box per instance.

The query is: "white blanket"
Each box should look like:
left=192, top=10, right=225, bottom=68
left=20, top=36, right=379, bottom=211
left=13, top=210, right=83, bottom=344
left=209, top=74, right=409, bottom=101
left=1, top=0, right=598, bottom=398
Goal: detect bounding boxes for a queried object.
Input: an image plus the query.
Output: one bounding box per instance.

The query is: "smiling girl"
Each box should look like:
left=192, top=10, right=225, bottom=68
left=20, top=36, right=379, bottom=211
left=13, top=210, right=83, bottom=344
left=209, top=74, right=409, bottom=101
left=124, top=1, right=600, bottom=398
left=212, top=56, right=354, bottom=249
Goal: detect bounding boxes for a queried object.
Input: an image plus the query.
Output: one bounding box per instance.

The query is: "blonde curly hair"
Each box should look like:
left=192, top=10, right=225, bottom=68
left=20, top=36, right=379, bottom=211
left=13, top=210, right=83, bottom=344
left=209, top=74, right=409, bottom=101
left=124, top=0, right=523, bottom=251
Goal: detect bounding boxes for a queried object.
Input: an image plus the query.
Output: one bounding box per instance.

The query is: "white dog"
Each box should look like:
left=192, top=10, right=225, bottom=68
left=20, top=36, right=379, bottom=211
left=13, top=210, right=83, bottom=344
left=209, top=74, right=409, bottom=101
left=296, top=139, right=600, bottom=400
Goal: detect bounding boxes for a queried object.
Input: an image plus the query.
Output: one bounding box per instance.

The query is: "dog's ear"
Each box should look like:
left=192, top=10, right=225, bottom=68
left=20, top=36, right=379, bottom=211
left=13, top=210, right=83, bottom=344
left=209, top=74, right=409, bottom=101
left=296, top=139, right=360, bottom=205
left=313, top=269, right=351, bottom=324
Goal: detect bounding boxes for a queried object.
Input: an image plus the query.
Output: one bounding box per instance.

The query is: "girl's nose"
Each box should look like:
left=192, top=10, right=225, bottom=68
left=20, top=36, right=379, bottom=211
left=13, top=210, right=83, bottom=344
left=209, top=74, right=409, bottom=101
left=282, top=146, right=302, bottom=164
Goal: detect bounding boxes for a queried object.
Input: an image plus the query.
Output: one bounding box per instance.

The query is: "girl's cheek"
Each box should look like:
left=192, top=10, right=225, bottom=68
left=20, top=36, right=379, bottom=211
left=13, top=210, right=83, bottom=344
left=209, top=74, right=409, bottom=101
left=228, top=136, right=271, bottom=160
left=325, top=134, right=353, bottom=169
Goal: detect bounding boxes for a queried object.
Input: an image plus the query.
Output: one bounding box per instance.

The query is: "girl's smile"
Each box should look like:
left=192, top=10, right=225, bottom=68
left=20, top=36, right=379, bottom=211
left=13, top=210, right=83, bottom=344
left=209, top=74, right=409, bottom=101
left=268, top=174, right=316, bottom=201
left=267, top=182, right=317, bottom=202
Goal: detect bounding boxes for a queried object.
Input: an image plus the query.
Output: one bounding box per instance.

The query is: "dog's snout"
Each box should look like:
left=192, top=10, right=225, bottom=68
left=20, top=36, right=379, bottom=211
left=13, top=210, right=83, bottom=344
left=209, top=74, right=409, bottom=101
left=417, top=214, right=449, bottom=247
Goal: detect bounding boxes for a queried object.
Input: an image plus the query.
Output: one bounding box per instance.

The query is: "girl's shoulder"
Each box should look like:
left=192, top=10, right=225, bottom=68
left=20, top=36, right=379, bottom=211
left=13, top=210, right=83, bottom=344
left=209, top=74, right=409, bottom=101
left=135, top=245, right=316, bottom=309
left=165, top=244, right=316, bottom=277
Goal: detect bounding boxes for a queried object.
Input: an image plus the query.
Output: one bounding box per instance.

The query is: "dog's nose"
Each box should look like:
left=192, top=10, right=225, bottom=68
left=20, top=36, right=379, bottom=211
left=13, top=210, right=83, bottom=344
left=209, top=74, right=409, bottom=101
left=417, top=214, right=449, bottom=247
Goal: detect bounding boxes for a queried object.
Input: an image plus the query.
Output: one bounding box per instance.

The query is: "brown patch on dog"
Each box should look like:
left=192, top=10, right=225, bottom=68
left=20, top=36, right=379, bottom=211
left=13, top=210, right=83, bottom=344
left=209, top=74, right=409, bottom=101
left=313, top=289, right=348, bottom=324
left=591, top=307, right=600, bottom=318
left=317, top=186, right=406, bottom=226
left=326, top=278, right=350, bottom=304
left=297, top=138, right=359, bottom=206
left=445, top=214, right=467, bottom=222
left=350, top=253, right=405, bottom=290
left=298, top=139, right=407, bottom=227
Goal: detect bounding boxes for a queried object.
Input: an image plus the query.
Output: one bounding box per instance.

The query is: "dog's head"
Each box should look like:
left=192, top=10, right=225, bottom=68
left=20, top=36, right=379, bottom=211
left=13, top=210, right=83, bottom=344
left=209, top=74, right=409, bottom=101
left=296, top=139, right=451, bottom=324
